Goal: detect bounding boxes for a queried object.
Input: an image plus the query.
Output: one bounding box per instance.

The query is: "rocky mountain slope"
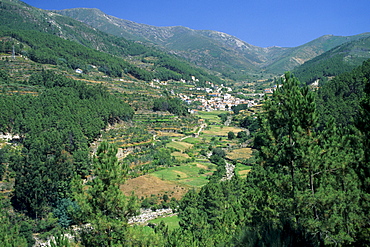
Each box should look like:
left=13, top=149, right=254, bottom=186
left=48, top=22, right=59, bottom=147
left=0, top=0, right=221, bottom=84
left=2, top=0, right=369, bottom=82
left=57, top=8, right=370, bottom=78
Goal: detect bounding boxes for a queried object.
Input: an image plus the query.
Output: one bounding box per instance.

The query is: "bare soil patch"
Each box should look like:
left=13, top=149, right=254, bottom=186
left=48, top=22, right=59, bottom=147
left=120, top=174, right=189, bottom=200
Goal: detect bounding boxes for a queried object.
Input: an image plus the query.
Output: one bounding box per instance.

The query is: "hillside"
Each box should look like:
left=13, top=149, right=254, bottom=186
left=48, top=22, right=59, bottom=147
left=293, top=35, right=370, bottom=84
left=0, top=0, right=221, bottom=84
left=57, top=7, right=370, bottom=79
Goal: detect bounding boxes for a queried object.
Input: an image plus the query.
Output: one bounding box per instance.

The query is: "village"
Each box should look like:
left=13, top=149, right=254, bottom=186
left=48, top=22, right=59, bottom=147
left=148, top=76, right=268, bottom=112
left=176, top=80, right=267, bottom=112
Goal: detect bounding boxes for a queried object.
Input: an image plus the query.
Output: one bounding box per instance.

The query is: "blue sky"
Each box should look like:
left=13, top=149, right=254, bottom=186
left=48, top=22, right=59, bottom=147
left=23, top=0, right=370, bottom=47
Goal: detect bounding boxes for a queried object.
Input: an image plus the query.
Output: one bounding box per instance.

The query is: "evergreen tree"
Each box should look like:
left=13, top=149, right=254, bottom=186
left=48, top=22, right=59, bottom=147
left=0, top=198, right=28, bottom=247
left=356, top=75, right=370, bottom=244
left=72, top=142, right=138, bottom=246
left=244, top=72, right=367, bottom=245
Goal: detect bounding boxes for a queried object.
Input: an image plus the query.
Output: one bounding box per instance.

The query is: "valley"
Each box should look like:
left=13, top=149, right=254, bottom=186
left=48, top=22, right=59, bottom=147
left=0, top=52, right=253, bottom=230
left=0, top=0, right=370, bottom=246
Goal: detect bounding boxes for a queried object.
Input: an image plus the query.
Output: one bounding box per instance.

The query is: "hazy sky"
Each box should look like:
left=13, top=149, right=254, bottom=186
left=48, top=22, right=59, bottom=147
left=23, top=0, right=370, bottom=48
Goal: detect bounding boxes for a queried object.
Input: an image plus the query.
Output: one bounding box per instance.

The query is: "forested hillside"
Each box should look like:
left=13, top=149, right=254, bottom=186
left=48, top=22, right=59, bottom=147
left=0, top=0, right=221, bottom=84
left=0, top=69, right=136, bottom=245
left=57, top=7, right=370, bottom=79
left=316, top=59, right=370, bottom=127
left=165, top=66, right=370, bottom=246
left=293, top=36, right=370, bottom=85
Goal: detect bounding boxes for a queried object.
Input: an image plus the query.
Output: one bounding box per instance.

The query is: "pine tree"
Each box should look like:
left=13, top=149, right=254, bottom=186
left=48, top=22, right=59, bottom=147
left=245, top=72, right=367, bottom=245
left=355, top=76, right=370, bottom=245
left=72, top=142, right=138, bottom=246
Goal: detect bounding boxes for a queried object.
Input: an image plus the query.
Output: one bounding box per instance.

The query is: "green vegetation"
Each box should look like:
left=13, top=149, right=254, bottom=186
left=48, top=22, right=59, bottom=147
left=151, top=163, right=213, bottom=188
left=148, top=215, right=180, bottom=231
left=1, top=1, right=370, bottom=246
left=153, top=96, right=189, bottom=116
left=316, top=59, right=370, bottom=127
left=293, top=36, right=370, bottom=85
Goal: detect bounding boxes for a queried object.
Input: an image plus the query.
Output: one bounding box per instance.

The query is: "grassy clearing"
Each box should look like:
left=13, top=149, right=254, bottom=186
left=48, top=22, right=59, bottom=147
left=235, top=163, right=252, bottom=178
left=151, top=163, right=214, bottom=188
left=202, top=125, right=242, bottom=136
left=180, top=177, right=210, bottom=187
left=152, top=164, right=199, bottom=180
left=166, top=141, right=193, bottom=152
left=148, top=215, right=180, bottom=230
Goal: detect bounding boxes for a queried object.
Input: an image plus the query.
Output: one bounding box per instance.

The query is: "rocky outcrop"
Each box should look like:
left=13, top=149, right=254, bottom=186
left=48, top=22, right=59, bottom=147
left=128, top=208, right=175, bottom=224
left=221, top=161, right=235, bottom=181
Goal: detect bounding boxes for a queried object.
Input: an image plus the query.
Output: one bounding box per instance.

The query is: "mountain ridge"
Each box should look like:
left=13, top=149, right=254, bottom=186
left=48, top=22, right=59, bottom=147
left=56, top=7, right=370, bottom=78
left=2, top=0, right=370, bottom=82
left=0, top=0, right=223, bottom=84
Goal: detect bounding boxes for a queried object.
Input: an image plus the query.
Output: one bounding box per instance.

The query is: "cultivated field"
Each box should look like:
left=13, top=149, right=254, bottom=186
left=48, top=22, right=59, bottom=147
left=120, top=174, right=189, bottom=200
left=166, top=141, right=193, bottom=152
left=151, top=163, right=215, bottom=188
left=202, top=125, right=243, bottom=136
left=226, top=147, right=253, bottom=160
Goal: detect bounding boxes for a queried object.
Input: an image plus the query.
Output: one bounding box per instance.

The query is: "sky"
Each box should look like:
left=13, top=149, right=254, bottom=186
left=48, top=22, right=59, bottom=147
left=23, top=0, right=370, bottom=48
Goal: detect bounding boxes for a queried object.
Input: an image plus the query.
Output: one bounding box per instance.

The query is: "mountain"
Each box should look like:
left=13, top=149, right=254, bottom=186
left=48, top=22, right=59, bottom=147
left=55, top=8, right=268, bottom=80
left=0, top=0, right=221, bottom=84
left=293, top=35, right=370, bottom=84
left=2, top=0, right=370, bottom=83
left=56, top=8, right=370, bottom=79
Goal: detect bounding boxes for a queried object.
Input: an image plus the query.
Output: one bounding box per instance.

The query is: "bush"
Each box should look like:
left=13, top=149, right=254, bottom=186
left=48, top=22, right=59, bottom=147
left=228, top=131, right=235, bottom=140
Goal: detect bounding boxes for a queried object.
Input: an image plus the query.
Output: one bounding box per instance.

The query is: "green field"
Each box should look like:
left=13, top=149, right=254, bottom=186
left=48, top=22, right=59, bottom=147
left=147, top=215, right=180, bottom=230
left=182, top=136, right=202, bottom=144
left=196, top=111, right=225, bottom=123
left=235, top=163, right=252, bottom=177
left=166, top=141, right=193, bottom=152
left=151, top=163, right=213, bottom=187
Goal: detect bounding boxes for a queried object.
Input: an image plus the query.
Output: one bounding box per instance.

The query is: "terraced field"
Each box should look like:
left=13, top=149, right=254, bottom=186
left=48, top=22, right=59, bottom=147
left=226, top=147, right=253, bottom=160
left=151, top=162, right=216, bottom=188
left=117, top=109, right=255, bottom=202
